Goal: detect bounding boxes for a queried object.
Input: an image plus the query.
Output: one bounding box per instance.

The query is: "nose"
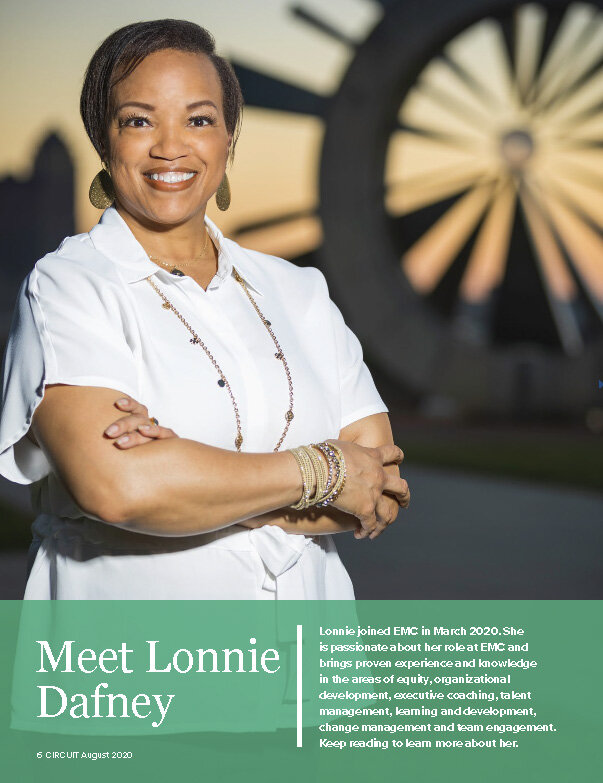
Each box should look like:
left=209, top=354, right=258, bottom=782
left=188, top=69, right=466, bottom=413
left=149, top=120, right=192, bottom=160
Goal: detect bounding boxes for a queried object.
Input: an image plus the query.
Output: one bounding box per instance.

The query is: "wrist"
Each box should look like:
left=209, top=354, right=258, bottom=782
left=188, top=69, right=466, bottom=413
left=286, top=449, right=304, bottom=500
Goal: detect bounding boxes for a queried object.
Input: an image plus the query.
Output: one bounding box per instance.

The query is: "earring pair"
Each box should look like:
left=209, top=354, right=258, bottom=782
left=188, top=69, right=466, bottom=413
left=88, top=164, right=231, bottom=211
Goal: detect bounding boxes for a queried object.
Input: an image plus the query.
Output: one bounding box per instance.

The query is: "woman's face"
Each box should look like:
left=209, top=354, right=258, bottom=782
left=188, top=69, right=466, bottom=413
left=106, top=48, right=232, bottom=227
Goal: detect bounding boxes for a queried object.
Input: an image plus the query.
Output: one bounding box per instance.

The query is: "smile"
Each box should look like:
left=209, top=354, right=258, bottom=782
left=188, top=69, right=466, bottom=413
left=145, top=172, right=196, bottom=183
left=143, top=170, right=199, bottom=192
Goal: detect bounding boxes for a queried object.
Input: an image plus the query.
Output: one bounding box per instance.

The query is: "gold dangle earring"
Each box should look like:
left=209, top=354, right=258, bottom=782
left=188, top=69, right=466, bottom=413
left=89, top=161, right=115, bottom=209
left=216, top=172, right=231, bottom=211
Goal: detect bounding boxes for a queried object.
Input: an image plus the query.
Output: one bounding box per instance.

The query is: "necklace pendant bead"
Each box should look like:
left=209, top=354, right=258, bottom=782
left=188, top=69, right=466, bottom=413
left=171, top=268, right=185, bottom=276
left=235, top=434, right=243, bottom=449
left=162, top=302, right=171, bottom=309
left=286, top=410, right=294, bottom=421
left=218, top=378, right=225, bottom=387
left=190, top=337, right=200, bottom=345
left=275, top=352, right=283, bottom=360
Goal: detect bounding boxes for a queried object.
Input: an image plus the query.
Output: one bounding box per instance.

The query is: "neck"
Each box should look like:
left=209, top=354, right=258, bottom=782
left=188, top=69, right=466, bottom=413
left=114, top=201, right=215, bottom=263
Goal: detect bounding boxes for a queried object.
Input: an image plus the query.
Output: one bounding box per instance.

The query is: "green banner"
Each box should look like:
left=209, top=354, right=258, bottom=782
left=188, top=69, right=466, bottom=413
left=0, top=600, right=600, bottom=782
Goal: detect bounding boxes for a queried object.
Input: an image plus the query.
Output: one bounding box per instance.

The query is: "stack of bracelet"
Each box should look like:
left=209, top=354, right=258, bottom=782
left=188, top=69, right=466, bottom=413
left=288, top=440, right=346, bottom=510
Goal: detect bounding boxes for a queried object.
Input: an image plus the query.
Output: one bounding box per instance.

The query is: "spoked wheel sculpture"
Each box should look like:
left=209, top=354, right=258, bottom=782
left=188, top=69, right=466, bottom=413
left=319, top=0, right=603, bottom=415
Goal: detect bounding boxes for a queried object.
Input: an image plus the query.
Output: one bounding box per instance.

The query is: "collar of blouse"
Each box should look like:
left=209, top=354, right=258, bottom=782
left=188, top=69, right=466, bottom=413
left=88, top=204, right=265, bottom=296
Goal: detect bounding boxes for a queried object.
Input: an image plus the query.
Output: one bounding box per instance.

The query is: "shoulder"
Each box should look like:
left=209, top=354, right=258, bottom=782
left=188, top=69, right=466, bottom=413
left=26, top=232, right=126, bottom=304
left=223, top=236, right=327, bottom=299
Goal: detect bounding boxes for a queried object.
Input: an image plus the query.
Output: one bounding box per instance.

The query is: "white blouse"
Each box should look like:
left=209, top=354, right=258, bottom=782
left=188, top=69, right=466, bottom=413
left=0, top=205, right=389, bottom=600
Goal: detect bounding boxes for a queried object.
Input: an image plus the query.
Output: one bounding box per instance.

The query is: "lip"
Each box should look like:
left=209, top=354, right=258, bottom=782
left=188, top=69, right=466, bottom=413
left=143, top=168, right=199, bottom=192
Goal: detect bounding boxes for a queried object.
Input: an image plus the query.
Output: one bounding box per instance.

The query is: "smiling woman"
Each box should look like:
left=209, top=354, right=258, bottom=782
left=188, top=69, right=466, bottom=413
left=0, top=18, right=408, bottom=601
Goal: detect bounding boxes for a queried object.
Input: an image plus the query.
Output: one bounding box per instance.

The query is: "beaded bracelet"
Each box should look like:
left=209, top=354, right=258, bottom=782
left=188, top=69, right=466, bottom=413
left=313, top=441, right=346, bottom=507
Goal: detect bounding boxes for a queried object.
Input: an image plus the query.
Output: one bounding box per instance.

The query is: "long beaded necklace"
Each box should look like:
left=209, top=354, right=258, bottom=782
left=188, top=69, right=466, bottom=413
left=144, top=234, right=294, bottom=452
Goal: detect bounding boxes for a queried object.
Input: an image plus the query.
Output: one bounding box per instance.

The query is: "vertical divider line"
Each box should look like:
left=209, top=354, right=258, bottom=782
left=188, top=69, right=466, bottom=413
left=296, top=623, right=303, bottom=747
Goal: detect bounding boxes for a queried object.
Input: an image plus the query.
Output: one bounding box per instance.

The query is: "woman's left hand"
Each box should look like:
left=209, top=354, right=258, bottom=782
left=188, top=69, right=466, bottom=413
left=103, top=395, right=179, bottom=448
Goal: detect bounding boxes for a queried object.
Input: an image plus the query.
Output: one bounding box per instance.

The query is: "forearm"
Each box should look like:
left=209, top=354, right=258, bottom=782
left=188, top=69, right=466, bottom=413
left=107, top=437, right=303, bottom=537
left=243, top=504, right=358, bottom=535
left=34, top=386, right=309, bottom=538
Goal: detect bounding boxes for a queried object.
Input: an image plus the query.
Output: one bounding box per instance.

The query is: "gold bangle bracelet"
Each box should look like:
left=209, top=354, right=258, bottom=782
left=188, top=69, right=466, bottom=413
left=288, top=447, right=310, bottom=510
left=288, top=440, right=346, bottom=510
left=305, top=445, right=325, bottom=505
left=289, top=446, right=315, bottom=509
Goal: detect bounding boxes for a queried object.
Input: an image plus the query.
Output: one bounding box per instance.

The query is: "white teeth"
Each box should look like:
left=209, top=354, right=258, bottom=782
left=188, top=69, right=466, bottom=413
left=148, top=172, right=196, bottom=183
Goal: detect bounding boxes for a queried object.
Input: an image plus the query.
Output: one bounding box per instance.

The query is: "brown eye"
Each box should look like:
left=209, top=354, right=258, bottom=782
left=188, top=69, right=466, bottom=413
left=119, top=114, right=150, bottom=128
left=189, top=114, right=216, bottom=127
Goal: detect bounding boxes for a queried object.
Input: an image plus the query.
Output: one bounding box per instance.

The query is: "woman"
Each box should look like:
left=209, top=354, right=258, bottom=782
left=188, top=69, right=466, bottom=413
left=0, top=19, right=409, bottom=600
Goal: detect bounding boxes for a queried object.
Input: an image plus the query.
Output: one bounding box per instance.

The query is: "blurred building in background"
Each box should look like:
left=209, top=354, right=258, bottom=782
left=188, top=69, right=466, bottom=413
left=0, top=132, right=75, bottom=337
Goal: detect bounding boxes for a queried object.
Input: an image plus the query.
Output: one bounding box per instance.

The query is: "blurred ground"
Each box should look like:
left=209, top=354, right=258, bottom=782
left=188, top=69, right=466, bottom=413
left=338, top=462, right=603, bottom=599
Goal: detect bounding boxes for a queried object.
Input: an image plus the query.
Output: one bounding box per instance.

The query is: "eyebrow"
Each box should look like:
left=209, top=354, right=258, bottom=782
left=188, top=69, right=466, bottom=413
left=116, top=100, right=218, bottom=111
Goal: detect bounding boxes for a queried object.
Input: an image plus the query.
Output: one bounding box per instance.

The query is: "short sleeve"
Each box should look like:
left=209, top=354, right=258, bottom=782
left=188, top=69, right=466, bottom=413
left=0, top=255, right=140, bottom=484
left=318, top=271, right=389, bottom=430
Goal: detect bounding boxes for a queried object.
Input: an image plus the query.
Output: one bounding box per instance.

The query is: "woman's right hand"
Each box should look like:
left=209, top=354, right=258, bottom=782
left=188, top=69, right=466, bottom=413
left=103, top=396, right=179, bottom=447
left=326, top=439, right=409, bottom=538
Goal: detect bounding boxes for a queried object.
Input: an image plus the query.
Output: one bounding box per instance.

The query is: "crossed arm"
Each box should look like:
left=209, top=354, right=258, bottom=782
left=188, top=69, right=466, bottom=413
left=28, top=384, right=405, bottom=538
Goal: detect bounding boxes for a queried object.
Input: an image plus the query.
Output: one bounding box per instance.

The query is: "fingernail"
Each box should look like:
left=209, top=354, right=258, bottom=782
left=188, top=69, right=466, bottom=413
left=117, top=398, right=129, bottom=405
left=105, top=424, right=119, bottom=435
left=116, top=435, right=130, bottom=444
left=138, top=424, right=151, bottom=432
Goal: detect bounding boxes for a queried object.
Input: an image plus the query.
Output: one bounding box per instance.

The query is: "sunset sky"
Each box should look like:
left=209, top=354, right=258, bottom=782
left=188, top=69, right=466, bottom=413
left=3, top=0, right=599, bottom=284
left=0, top=0, right=379, bottom=253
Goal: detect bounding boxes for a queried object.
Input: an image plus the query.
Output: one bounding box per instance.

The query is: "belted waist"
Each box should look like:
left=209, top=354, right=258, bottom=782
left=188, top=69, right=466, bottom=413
left=32, top=513, right=323, bottom=569
left=31, top=513, right=256, bottom=554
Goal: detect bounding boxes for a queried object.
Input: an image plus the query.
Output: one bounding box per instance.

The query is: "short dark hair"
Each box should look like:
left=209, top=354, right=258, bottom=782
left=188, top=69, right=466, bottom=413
left=80, top=19, right=244, bottom=167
